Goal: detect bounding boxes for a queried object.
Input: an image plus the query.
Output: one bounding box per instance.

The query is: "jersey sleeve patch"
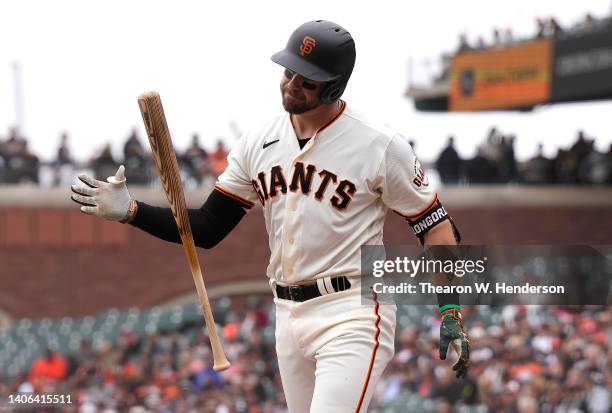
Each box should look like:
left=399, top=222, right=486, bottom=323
left=380, top=134, right=438, bottom=217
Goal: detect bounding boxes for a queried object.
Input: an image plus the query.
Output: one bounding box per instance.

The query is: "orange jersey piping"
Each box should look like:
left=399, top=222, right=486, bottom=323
left=354, top=292, right=381, bottom=412
left=214, top=185, right=255, bottom=209
left=393, top=193, right=439, bottom=220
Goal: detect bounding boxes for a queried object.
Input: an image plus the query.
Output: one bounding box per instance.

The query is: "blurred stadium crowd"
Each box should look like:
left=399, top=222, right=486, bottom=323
left=455, top=12, right=611, bottom=55
left=435, top=127, right=612, bottom=185
left=0, top=128, right=229, bottom=188
left=1, top=126, right=612, bottom=187
left=0, top=302, right=610, bottom=413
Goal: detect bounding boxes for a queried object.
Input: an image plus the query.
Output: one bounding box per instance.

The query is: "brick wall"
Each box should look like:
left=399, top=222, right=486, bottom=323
left=1, top=202, right=611, bottom=319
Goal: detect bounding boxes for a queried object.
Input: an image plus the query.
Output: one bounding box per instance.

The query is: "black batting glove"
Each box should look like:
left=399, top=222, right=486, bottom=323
left=439, top=308, right=470, bottom=379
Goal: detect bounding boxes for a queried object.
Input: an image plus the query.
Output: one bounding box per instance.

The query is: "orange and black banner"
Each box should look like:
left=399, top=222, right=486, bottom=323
left=449, top=39, right=553, bottom=111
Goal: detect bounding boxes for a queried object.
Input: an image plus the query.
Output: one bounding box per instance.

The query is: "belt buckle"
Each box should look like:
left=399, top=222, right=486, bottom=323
left=288, top=285, right=304, bottom=302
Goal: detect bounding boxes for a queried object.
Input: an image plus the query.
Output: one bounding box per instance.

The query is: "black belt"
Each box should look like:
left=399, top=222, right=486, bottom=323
left=276, top=276, right=351, bottom=302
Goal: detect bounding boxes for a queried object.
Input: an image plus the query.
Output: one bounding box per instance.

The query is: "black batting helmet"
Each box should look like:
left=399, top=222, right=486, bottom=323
left=271, top=20, right=356, bottom=104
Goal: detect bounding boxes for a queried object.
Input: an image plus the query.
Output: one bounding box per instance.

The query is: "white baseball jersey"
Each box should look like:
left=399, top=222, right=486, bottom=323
left=216, top=101, right=437, bottom=285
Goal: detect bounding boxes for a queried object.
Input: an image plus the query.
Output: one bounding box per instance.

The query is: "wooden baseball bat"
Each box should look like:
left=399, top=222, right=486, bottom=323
left=137, top=91, right=230, bottom=371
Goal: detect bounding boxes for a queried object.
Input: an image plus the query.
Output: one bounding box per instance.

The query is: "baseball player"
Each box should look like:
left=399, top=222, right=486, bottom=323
left=70, top=20, right=469, bottom=412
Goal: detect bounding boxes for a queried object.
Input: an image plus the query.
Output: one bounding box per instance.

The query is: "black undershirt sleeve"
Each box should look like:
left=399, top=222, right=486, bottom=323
left=130, top=188, right=248, bottom=249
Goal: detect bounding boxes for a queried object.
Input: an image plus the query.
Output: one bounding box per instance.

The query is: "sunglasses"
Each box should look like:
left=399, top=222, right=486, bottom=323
left=284, top=68, right=318, bottom=90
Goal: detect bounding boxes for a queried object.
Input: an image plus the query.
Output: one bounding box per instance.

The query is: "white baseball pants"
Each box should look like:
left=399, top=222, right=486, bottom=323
left=274, top=287, right=396, bottom=413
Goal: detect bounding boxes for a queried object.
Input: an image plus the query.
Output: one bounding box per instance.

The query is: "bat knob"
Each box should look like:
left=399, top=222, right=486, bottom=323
left=213, top=360, right=231, bottom=372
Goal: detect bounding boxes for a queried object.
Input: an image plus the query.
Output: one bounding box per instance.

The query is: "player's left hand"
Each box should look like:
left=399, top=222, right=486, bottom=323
left=439, top=308, right=470, bottom=378
left=70, top=165, right=132, bottom=222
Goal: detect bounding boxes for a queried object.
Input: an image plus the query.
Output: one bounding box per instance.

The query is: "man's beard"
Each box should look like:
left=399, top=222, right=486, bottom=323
left=281, top=85, right=321, bottom=114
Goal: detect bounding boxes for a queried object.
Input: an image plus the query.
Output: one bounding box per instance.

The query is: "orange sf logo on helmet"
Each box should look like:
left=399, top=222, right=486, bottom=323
left=299, top=36, right=316, bottom=57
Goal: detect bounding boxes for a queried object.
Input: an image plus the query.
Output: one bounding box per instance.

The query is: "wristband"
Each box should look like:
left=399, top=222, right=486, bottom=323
left=439, top=304, right=461, bottom=313
left=441, top=308, right=462, bottom=321
left=120, top=199, right=138, bottom=224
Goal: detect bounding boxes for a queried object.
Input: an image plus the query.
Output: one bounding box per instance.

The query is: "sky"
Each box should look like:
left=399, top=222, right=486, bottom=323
left=1, top=0, right=611, bottom=163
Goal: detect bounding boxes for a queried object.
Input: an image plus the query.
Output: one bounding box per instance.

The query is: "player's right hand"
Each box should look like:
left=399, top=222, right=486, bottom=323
left=439, top=308, right=470, bottom=379
left=70, top=165, right=132, bottom=222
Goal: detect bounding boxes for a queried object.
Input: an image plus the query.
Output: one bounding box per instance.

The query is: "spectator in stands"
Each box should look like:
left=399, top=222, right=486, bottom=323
left=1, top=303, right=610, bottom=411
left=29, top=347, right=68, bottom=389
left=435, top=136, right=461, bottom=185
left=1, top=129, right=39, bottom=184
left=607, top=143, right=612, bottom=184
left=463, top=127, right=509, bottom=184
left=536, top=17, right=547, bottom=38
left=209, top=139, right=229, bottom=177
left=2, top=128, right=24, bottom=157
left=55, top=132, right=73, bottom=166
left=476, top=36, right=486, bottom=49
left=570, top=130, right=592, bottom=164
left=0, top=136, right=5, bottom=183
left=521, top=143, right=554, bottom=184
left=182, top=133, right=212, bottom=185
left=414, top=356, right=436, bottom=397
left=53, top=132, right=74, bottom=187
left=492, top=28, right=502, bottom=48
left=481, top=127, right=504, bottom=164
left=457, top=34, right=472, bottom=53
left=19, top=141, right=39, bottom=184
left=581, top=143, right=610, bottom=185
left=537, top=17, right=564, bottom=38
left=553, top=148, right=578, bottom=184
left=583, top=13, right=595, bottom=28
left=465, top=144, right=499, bottom=184
left=570, top=130, right=596, bottom=184
left=499, top=135, right=517, bottom=183
left=13, top=372, right=35, bottom=393
left=123, top=128, right=145, bottom=159
left=503, top=28, right=514, bottom=45
left=430, top=365, right=478, bottom=405
left=122, top=129, right=150, bottom=185
left=91, top=143, right=118, bottom=181
left=550, top=17, right=564, bottom=36
left=0, top=130, right=14, bottom=183
left=485, top=126, right=498, bottom=145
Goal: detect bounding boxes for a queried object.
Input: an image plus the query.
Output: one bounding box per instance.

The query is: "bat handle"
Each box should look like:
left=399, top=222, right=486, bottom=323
left=192, top=272, right=231, bottom=372
left=201, top=302, right=231, bottom=371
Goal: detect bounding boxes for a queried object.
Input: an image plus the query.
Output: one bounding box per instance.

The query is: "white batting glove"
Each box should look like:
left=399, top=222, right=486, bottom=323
left=70, top=165, right=132, bottom=221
